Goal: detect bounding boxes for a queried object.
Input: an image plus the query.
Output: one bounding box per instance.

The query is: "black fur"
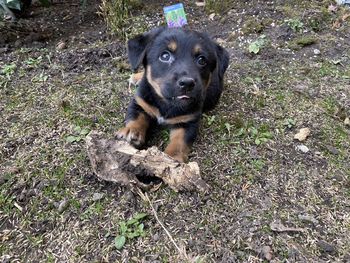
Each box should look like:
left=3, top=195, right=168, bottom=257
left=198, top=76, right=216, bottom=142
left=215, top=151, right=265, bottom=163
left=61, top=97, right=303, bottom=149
left=119, top=27, right=229, bottom=161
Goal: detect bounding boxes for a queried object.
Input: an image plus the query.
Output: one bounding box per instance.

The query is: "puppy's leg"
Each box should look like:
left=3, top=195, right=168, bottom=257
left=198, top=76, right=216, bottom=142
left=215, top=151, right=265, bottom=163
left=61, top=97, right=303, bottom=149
left=164, top=123, right=199, bottom=163
left=116, top=98, right=150, bottom=147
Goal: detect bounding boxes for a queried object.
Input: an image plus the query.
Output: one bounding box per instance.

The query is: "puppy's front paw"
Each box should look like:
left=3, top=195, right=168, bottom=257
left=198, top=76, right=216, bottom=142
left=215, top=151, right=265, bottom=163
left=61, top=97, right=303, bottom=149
left=164, top=147, right=189, bottom=163
left=116, top=126, right=145, bottom=147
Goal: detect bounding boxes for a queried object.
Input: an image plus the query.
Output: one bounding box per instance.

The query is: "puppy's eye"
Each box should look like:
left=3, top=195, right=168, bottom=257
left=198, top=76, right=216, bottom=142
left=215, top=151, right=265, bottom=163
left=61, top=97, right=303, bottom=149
left=159, top=51, right=172, bottom=62
left=197, top=56, right=207, bottom=66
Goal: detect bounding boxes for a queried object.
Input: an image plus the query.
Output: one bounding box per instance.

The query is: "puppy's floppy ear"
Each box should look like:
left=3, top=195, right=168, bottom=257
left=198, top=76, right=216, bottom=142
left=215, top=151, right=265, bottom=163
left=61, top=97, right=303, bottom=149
left=127, top=27, right=165, bottom=71
left=215, top=44, right=230, bottom=79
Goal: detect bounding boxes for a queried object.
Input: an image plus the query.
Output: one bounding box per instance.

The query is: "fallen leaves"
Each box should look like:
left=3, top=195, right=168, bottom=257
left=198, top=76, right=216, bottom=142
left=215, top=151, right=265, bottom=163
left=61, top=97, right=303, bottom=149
left=342, top=13, right=350, bottom=21
left=332, top=11, right=350, bottom=29
left=294, top=128, right=311, bottom=142
left=328, top=4, right=338, bottom=13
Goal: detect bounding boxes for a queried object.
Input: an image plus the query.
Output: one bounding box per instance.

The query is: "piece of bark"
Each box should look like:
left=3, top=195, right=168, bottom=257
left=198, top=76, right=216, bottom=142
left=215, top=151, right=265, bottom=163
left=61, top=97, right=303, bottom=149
left=86, top=131, right=210, bottom=192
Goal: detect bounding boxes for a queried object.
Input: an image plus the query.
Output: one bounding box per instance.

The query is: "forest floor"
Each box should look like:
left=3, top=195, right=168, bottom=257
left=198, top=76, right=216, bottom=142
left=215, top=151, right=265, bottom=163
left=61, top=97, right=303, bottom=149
left=1, top=0, right=350, bottom=262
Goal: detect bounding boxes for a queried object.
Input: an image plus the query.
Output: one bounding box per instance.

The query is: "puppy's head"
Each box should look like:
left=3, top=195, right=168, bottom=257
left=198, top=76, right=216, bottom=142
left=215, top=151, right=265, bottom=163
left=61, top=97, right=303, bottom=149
left=128, top=27, right=229, bottom=108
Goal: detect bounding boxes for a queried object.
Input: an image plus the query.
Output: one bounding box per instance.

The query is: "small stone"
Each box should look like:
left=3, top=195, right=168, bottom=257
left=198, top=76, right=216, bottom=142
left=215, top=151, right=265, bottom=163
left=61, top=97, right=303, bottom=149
left=123, top=191, right=135, bottom=203
left=152, top=233, right=160, bottom=241
left=0, top=174, right=8, bottom=185
left=226, top=32, right=236, bottom=42
left=14, top=40, right=22, bottom=48
left=32, top=41, right=45, bottom=49
left=92, top=192, right=104, bottom=201
left=344, top=117, right=350, bottom=126
left=220, top=16, right=227, bottom=24
left=343, top=254, right=350, bottom=262
left=0, top=47, right=9, bottom=53
left=313, top=49, right=321, bottom=55
left=298, top=214, right=319, bottom=224
left=209, top=13, right=216, bottom=20
left=58, top=198, right=69, bottom=213
left=296, top=145, right=309, bottom=153
left=317, top=240, right=336, bottom=254
left=325, top=145, right=339, bottom=155
left=259, top=245, right=273, bottom=260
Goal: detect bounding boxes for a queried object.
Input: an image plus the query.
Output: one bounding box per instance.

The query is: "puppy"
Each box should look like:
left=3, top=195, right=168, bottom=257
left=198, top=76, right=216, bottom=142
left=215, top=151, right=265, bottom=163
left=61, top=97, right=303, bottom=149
left=117, top=27, right=229, bottom=162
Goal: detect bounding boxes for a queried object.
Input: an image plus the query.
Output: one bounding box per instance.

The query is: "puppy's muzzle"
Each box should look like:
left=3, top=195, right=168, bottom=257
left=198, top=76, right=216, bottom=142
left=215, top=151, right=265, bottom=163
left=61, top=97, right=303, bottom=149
left=177, top=77, right=196, bottom=93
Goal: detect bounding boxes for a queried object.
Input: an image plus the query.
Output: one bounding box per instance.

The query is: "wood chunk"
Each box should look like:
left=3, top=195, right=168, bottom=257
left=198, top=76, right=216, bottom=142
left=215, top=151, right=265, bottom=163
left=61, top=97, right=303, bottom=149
left=86, top=131, right=210, bottom=192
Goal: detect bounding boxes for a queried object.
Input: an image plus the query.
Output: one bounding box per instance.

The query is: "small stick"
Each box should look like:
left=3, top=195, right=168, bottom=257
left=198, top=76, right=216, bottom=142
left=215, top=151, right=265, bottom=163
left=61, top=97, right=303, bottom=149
left=138, top=190, right=183, bottom=254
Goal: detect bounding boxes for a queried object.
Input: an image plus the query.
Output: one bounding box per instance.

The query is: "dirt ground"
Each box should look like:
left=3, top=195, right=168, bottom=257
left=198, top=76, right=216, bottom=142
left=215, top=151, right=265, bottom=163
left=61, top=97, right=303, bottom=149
left=1, top=0, right=350, bottom=262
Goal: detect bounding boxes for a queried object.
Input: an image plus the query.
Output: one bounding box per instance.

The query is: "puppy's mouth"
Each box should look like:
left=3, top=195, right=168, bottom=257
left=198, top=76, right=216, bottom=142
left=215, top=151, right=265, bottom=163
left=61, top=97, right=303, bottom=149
left=176, top=95, right=191, bottom=100
left=170, top=94, right=192, bottom=101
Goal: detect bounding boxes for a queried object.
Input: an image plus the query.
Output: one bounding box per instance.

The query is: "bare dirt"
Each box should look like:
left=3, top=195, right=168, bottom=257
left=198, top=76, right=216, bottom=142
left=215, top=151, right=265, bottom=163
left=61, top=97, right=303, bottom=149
left=1, top=0, right=350, bottom=262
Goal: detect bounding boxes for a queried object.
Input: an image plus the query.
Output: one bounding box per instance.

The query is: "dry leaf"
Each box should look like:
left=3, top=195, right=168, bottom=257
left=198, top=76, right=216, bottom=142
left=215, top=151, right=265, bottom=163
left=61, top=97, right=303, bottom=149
left=294, top=128, right=311, bottom=141
left=209, top=13, right=216, bottom=20
left=342, top=13, right=350, bottom=21
left=56, top=40, right=66, bottom=50
left=328, top=4, right=338, bottom=12
left=332, top=19, right=341, bottom=29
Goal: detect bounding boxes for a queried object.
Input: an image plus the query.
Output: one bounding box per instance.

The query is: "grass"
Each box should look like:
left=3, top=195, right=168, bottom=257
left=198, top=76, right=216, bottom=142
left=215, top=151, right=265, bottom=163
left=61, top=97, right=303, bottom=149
left=205, top=0, right=233, bottom=14
left=242, top=18, right=265, bottom=34
left=288, top=35, right=318, bottom=50
left=99, top=0, right=144, bottom=40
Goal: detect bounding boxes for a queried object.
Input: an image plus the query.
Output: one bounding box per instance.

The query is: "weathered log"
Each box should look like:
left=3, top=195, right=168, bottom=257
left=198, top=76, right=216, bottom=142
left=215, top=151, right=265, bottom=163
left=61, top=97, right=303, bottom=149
left=86, top=131, right=210, bottom=192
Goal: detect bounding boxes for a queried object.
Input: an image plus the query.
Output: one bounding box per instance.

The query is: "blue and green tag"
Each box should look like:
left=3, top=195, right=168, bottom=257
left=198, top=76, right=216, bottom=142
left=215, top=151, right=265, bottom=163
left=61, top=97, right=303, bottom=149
left=163, top=3, right=187, bottom=28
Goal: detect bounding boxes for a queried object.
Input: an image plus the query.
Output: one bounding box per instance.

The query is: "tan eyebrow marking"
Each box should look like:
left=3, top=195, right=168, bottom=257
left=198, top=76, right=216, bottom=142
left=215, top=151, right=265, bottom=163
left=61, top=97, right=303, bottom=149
left=193, top=44, right=202, bottom=55
left=167, top=41, right=177, bottom=52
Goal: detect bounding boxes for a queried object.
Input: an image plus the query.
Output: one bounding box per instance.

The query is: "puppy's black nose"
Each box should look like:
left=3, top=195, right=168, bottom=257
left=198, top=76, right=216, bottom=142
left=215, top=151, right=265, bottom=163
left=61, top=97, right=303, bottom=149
left=177, top=77, right=195, bottom=92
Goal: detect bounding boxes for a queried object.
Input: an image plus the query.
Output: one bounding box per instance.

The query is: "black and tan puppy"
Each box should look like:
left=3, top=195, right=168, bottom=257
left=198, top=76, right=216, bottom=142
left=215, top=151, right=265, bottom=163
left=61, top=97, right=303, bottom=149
left=117, top=27, right=229, bottom=162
